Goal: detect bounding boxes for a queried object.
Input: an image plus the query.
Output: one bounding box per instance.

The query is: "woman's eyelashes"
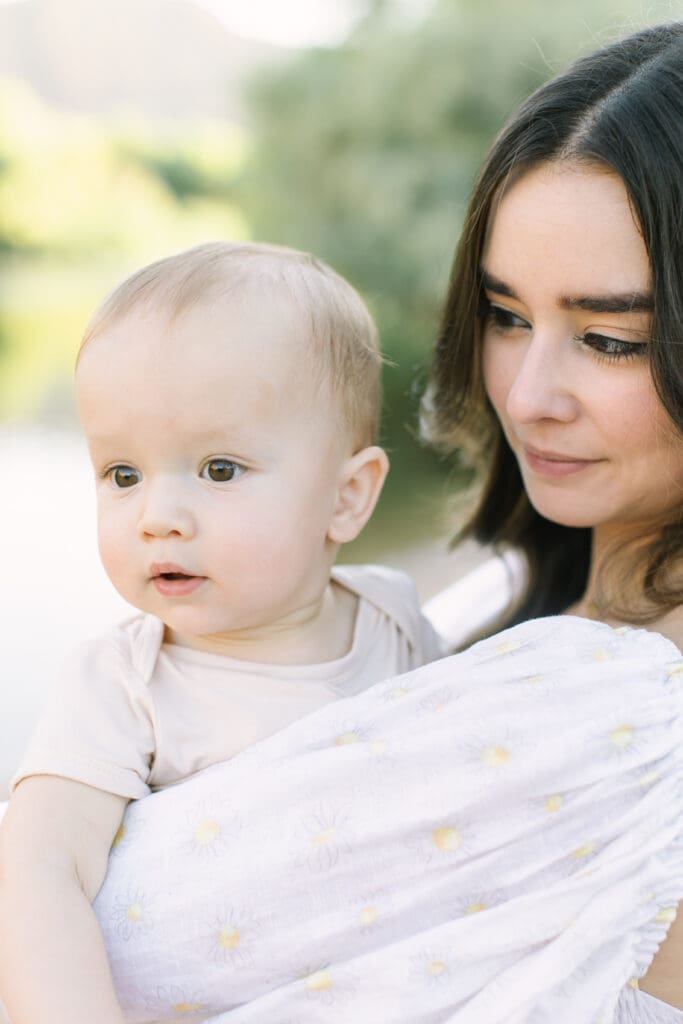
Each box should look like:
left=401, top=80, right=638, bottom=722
left=574, top=332, right=648, bottom=362
left=481, top=299, right=649, bottom=363
left=481, top=301, right=531, bottom=332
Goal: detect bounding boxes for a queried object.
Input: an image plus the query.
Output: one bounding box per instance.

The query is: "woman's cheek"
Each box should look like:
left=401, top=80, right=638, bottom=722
left=481, top=336, right=510, bottom=418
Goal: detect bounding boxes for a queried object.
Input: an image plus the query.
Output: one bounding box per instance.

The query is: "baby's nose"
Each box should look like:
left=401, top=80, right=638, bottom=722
left=137, top=482, right=196, bottom=540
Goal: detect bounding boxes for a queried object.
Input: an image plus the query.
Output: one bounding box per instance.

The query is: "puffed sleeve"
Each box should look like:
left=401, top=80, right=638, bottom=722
left=11, top=623, right=156, bottom=800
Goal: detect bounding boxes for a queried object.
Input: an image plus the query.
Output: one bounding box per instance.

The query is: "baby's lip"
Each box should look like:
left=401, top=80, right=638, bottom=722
left=149, top=562, right=202, bottom=580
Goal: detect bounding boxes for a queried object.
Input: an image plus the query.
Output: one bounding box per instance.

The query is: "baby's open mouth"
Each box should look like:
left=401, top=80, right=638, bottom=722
left=150, top=564, right=204, bottom=592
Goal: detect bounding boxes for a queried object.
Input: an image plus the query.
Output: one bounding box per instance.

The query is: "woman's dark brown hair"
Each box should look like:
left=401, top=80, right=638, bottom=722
left=423, top=22, right=683, bottom=622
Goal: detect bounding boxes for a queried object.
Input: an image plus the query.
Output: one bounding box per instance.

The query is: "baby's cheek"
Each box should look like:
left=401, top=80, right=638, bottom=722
left=97, top=513, right=130, bottom=591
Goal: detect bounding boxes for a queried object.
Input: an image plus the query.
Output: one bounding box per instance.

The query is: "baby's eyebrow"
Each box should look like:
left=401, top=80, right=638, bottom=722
left=480, top=270, right=653, bottom=314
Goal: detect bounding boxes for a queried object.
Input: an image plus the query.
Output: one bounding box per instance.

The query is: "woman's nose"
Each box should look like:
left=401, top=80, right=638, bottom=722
left=137, top=481, right=196, bottom=540
left=504, top=334, right=580, bottom=425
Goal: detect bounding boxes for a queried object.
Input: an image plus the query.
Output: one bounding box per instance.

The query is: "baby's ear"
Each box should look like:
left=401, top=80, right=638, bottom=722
left=327, top=445, right=390, bottom=544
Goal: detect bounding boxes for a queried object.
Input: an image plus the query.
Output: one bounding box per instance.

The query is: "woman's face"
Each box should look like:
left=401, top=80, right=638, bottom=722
left=481, top=160, right=683, bottom=534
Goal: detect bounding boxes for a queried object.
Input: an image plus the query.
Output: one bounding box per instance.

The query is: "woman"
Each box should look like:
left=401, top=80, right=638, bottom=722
left=7, top=22, right=683, bottom=1024
left=422, top=19, right=683, bottom=1018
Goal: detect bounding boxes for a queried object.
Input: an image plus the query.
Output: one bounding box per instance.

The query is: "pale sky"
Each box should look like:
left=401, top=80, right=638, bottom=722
left=196, top=0, right=365, bottom=47
left=0, top=0, right=433, bottom=48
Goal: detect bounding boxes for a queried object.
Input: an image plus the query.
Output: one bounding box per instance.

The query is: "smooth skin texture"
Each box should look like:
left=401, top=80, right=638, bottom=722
left=78, top=297, right=388, bottom=662
left=0, top=295, right=389, bottom=1024
left=481, top=159, right=683, bottom=1009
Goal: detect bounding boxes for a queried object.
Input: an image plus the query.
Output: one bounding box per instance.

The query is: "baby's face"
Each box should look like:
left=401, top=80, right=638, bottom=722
left=76, top=297, right=352, bottom=649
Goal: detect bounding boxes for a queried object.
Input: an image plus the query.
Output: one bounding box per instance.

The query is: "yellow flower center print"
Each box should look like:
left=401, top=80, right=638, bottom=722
left=466, top=902, right=487, bottom=914
left=572, top=841, right=597, bottom=858
left=126, top=902, right=142, bottom=922
left=427, top=960, right=446, bottom=977
left=218, top=926, right=241, bottom=949
left=111, top=823, right=126, bottom=848
left=312, top=827, right=336, bottom=846
left=335, top=731, right=361, bottom=745
left=610, top=725, right=633, bottom=748
left=432, top=827, right=461, bottom=852
left=495, top=640, right=522, bottom=654
left=359, top=905, right=377, bottom=926
left=195, top=818, right=220, bottom=845
left=545, top=794, right=563, bottom=813
left=173, top=1002, right=203, bottom=1014
left=305, top=969, right=333, bottom=991
left=656, top=907, right=677, bottom=924
left=481, top=745, right=510, bottom=766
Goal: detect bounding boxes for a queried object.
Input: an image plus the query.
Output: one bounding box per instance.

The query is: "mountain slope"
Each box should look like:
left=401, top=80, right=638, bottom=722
left=0, top=0, right=287, bottom=121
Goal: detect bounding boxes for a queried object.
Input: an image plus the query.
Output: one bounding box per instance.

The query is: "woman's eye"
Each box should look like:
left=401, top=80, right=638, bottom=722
left=107, top=465, right=141, bottom=489
left=200, top=459, right=244, bottom=483
left=578, top=332, right=649, bottom=361
left=481, top=302, right=530, bottom=332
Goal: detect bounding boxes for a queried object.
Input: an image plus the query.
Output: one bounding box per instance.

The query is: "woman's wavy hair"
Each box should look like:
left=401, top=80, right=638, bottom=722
left=423, top=22, right=683, bottom=623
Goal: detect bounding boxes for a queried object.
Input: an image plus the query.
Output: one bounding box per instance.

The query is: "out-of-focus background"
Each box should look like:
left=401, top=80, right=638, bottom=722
left=1, top=0, right=679, bottom=796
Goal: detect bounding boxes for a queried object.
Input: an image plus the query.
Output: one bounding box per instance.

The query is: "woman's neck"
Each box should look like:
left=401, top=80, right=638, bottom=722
left=568, top=523, right=683, bottom=650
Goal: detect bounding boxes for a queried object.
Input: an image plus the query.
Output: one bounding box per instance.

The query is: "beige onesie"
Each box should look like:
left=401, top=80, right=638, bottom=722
left=12, top=565, right=445, bottom=798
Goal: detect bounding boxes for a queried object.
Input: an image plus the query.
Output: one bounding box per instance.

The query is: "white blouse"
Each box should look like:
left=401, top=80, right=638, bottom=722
left=90, top=613, right=683, bottom=1023
left=619, top=988, right=683, bottom=1022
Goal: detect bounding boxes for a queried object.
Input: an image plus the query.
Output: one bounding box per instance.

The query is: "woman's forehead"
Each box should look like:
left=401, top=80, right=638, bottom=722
left=482, top=161, right=651, bottom=300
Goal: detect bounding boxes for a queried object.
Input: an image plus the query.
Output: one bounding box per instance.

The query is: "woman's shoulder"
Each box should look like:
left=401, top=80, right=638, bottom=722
left=646, top=606, right=683, bottom=657
left=616, top=985, right=683, bottom=1022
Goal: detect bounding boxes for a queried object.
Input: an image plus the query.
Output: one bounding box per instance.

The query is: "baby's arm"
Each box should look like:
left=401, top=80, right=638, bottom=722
left=0, top=775, right=128, bottom=1024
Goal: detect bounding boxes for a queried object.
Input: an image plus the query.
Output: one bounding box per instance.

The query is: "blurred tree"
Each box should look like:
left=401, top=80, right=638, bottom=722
left=237, top=0, right=670, bottom=550
left=0, top=81, right=246, bottom=260
left=0, top=81, right=247, bottom=418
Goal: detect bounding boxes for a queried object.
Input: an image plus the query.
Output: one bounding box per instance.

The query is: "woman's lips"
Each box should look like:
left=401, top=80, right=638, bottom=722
left=523, top=446, right=602, bottom=478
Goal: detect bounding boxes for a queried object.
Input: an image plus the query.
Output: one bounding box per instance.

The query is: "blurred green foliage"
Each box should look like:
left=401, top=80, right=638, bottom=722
left=0, top=0, right=675, bottom=551
left=236, top=0, right=674, bottom=549
left=0, top=80, right=246, bottom=418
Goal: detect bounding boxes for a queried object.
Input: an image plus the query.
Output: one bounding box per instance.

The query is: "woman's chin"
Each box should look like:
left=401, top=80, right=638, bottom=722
left=526, top=493, right=603, bottom=530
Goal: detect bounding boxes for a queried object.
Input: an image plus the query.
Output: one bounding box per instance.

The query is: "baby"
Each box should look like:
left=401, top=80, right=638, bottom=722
left=0, top=241, right=444, bottom=1023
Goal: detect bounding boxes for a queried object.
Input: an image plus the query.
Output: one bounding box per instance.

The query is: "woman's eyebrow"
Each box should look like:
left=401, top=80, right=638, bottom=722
left=480, top=270, right=653, bottom=313
left=562, top=293, right=653, bottom=313
left=480, top=270, right=518, bottom=299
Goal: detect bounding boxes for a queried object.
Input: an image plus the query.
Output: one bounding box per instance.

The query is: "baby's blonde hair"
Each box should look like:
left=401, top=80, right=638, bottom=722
left=79, top=241, right=383, bottom=448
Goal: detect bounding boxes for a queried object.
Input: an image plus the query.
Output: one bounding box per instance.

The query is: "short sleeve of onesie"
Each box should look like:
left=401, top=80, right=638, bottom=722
left=332, top=564, right=448, bottom=665
left=11, top=617, right=160, bottom=800
left=11, top=568, right=445, bottom=800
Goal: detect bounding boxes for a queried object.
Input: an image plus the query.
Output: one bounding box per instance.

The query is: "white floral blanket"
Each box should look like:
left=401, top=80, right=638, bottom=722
left=93, top=616, right=683, bottom=1023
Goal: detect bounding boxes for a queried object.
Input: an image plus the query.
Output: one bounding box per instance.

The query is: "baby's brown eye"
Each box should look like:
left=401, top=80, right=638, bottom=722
left=110, top=466, right=141, bottom=488
left=202, top=459, right=241, bottom=482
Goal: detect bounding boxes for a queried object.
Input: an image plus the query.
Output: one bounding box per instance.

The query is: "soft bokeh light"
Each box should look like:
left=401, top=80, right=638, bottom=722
left=0, top=0, right=435, bottom=47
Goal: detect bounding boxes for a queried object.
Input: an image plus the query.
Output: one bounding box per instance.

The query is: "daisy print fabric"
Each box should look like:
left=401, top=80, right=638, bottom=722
left=93, top=616, right=683, bottom=1023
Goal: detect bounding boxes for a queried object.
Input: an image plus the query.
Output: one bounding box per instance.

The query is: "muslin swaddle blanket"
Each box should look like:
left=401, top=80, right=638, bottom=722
left=94, top=616, right=683, bottom=1023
